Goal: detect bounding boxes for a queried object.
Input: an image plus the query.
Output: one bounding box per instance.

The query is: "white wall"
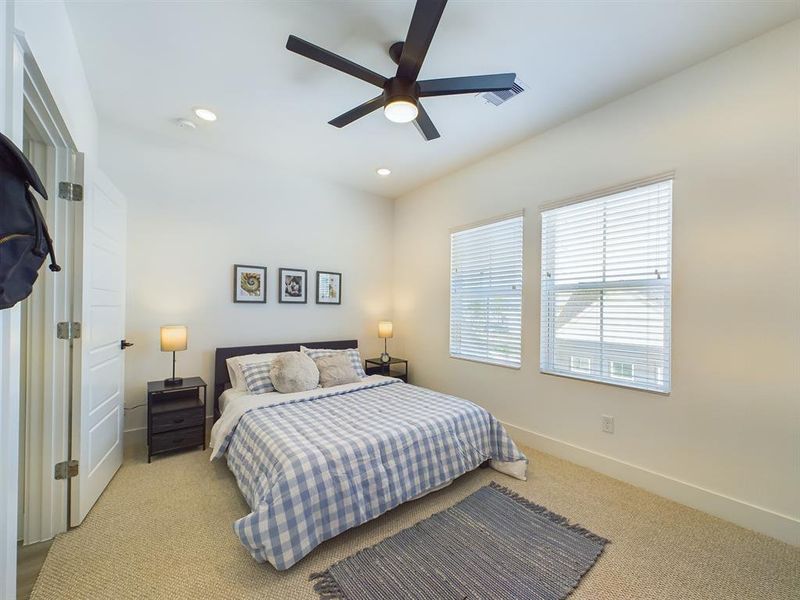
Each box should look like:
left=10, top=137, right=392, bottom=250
left=99, top=124, right=394, bottom=434
left=393, top=21, right=800, bottom=543
left=14, top=0, right=98, bottom=162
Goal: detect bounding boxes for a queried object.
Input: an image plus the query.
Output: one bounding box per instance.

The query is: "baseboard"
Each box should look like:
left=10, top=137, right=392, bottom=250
left=503, top=421, right=800, bottom=546
left=123, top=426, right=145, bottom=448
left=123, top=416, right=214, bottom=448
left=122, top=417, right=799, bottom=545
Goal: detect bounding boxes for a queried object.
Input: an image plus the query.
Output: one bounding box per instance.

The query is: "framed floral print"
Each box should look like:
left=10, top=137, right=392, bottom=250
left=233, top=265, right=267, bottom=303
left=316, top=271, right=342, bottom=305
left=278, top=268, right=307, bottom=303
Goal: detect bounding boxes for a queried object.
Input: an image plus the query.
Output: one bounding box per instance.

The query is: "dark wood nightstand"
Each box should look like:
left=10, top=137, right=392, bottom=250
left=147, top=377, right=207, bottom=463
left=364, top=357, right=408, bottom=382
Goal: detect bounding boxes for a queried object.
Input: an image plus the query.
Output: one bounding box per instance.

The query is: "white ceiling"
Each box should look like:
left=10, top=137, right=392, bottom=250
left=65, top=1, right=797, bottom=198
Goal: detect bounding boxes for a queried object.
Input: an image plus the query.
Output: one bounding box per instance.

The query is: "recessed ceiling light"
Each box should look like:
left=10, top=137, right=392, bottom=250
left=193, top=107, right=217, bottom=122
left=376, top=168, right=391, bottom=177
left=175, top=118, right=197, bottom=129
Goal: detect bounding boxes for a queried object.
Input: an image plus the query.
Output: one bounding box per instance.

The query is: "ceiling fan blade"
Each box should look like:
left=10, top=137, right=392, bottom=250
left=286, top=35, right=387, bottom=88
left=413, top=103, right=440, bottom=141
left=396, top=0, right=447, bottom=82
left=328, top=95, right=385, bottom=128
left=418, top=73, right=517, bottom=97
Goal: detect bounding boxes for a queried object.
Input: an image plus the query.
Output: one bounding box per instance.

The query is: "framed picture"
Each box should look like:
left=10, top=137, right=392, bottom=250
left=278, top=268, right=307, bottom=303
left=233, top=265, right=267, bottom=303
left=316, top=271, right=342, bottom=305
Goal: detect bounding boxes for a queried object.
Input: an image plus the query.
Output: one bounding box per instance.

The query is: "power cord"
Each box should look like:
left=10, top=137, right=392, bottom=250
left=123, top=403, right=146, bottom=412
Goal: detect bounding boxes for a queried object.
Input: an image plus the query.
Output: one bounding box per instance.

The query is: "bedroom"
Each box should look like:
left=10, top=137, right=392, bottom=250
left=0, top=1, right=798, bottom=599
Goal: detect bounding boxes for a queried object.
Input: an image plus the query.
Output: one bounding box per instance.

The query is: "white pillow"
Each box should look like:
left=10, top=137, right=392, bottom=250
left=226, top=353, right=281, bottom=390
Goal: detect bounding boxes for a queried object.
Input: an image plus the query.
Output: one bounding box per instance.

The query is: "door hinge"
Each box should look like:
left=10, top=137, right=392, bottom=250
left=54, top=460, right=79, bottom=480
left=58, top=182, right=83, bottom=202
left=56, top=321, right=81, bottom=340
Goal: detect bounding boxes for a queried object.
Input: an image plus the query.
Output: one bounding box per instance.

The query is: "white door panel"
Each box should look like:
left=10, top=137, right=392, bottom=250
left=71, top=170, right=127, bottom=526
left=88, top=358, right=120, bottom=414
left=89, top=305, right=121, bottom=348
left=87, top=405, right=120, bottom=473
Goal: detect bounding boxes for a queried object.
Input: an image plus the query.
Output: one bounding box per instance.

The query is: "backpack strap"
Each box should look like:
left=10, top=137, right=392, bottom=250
left=26, top=189, right=61, bottom=272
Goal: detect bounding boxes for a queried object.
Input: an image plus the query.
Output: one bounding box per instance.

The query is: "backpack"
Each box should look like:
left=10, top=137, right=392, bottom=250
left=0, top=130, right=60, bottom=310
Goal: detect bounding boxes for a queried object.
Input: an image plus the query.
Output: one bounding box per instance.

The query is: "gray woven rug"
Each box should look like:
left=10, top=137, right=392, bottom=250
left=310, top=482, right=609, bottom=600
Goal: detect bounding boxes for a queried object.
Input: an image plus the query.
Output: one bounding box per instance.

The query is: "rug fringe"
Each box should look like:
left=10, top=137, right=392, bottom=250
left=488, top=481, right=611, bottom=545
left=310, top=571, right=348, bottom=600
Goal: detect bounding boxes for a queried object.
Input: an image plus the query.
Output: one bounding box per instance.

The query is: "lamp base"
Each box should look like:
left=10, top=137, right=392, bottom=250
left=164, top=376, right=184, bottom=387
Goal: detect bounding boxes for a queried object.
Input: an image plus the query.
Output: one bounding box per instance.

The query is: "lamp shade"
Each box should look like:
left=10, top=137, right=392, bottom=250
left=378, top=321, right=394, bottom=339
left=160, top=325, right=187, bottom=352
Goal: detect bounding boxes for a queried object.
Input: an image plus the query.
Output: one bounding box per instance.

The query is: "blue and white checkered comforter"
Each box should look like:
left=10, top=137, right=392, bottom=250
left=211, top=378, right=527, bottom=570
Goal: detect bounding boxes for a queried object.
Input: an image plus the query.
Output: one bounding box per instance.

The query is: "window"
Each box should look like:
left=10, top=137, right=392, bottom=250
left=450, top=212, right=523, bottom=368
left=540, top=178, right=672, bottom=392
left=570, top=356, right=592, bottom=374
left=609, top=360, right=634, bottom=381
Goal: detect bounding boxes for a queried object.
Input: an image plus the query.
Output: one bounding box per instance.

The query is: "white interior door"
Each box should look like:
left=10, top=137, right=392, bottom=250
left=70, top=169, right=127, bottom=525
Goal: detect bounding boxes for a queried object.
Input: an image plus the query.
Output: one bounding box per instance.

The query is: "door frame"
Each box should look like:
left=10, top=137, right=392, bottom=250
left=0, top=10, right=85, bottom=596
left=0, top=7, right=25, bottom=597
left=18, top=31, right=83, bottom=545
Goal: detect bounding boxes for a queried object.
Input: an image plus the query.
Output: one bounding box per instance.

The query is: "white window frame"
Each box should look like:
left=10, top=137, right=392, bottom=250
left=570, top=356, right=592, bottom=375
left=450, top=211, right=524, bottom=369
left=540, top=174, right=673, bottom=393
left=609, top=360, right=635, bottom=381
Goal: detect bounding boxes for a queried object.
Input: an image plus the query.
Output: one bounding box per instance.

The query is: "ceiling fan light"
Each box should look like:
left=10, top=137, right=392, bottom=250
left=384, top=98, right=418, bottom=123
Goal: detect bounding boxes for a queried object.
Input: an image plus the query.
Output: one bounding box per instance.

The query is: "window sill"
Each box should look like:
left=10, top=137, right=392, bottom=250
left=539, top=369, right=671, bottom=395
left=450, top=354, right=521, bottom=370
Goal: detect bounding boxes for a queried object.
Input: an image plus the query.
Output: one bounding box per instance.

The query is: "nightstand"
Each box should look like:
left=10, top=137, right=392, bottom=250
left=364, top=357, right=408, bottom=382
left=146, top=377, right=207, bottom=463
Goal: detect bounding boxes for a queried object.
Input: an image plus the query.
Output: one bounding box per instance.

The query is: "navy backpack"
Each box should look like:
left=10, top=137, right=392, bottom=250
left=0, top=131, right=60, bottom=310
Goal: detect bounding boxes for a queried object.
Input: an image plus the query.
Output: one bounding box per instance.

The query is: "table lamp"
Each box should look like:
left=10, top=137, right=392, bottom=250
left=160, top=325, right=187, bottom=386
left=378, top=321, right=393, bottom=364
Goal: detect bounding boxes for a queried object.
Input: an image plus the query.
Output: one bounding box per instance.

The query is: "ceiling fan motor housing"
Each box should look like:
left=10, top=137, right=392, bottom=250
left=389, top=41, right=405, bottom=65
left=383, top=77, right=418, bottom=107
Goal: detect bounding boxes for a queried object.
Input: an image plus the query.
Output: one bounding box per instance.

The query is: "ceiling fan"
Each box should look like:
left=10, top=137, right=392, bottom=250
left=286, top=0, right=516, bottom=141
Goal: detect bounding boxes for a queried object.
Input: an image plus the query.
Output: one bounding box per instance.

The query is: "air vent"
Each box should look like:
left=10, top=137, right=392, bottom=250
left=478, top=78, right=527, bottom=106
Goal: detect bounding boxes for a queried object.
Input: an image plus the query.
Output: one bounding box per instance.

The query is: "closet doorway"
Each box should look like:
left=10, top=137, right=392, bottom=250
left=16, top=44, right=83, bottom=547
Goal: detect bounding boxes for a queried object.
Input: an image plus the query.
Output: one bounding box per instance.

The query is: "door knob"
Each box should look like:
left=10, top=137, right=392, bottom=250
left=120, top=340, right=134, bottom=350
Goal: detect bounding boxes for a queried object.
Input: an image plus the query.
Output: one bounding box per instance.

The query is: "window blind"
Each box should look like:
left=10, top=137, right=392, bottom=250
left=450, top=213, right=523, bottom=368
left=540, top=179, right=672, bottom=392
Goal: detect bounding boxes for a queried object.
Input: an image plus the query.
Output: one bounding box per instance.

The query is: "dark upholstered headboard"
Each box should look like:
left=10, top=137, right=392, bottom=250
left=213, top=339, right=358, bottom=419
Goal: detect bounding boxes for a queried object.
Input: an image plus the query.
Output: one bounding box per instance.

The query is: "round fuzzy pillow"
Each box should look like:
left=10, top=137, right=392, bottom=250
left=270, top=351, right=320, bottom=393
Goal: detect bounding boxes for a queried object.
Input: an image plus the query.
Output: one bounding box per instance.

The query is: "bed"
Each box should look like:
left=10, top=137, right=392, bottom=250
left=210, top=340, right=528, bottom=570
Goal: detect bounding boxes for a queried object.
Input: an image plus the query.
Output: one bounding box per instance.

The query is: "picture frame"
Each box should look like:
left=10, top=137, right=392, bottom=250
left=316, top=271, right=342, bottom=305
left=278, top=268, right=308, bottom=303
left=233, top=264, right=267, bottom=303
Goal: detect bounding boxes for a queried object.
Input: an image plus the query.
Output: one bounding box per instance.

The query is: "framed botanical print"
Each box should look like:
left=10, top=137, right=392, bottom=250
left=316, top=271, right=342, bottom=305
left=233, top=265, right=267, bottom=303
left=278, top=268, right=307, bottom=303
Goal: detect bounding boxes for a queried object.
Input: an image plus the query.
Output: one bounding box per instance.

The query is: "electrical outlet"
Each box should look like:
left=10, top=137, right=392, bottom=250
left=601, top=415, right=615, bottom=434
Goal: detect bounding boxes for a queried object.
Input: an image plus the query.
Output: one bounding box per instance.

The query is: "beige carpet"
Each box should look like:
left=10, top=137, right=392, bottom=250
left=31, top=444, right=799, bottom=600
